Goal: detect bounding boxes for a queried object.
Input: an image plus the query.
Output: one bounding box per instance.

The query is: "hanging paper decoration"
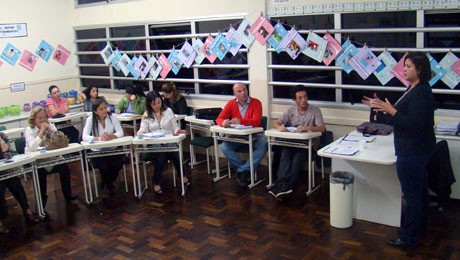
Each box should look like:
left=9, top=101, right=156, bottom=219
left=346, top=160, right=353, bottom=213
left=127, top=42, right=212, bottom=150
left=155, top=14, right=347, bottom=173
left=192, top=38, right=206, bottom=65
left=53, top=44, right=70, bottom=66
left=236, top=19, right=255, bottom=48
left=19, top=50, right=39, bottom=72
left=439, top=52, right=460, bottom=89
left=100, top=44, right=114, bottom=65
left=451, top=59, right=460, bottom=76
left=178, top=42, right=196, bottom=68
left=200, top=36, right=217, bottom=63
left=226, top=27, right=243, bottom=56
left=118, top=54, right=131, bottom=77
left=158, top=53, right=172, bottom=79
left=348, top=46, right=381, bottom=80
left=391, top=53, right=410, bottom=88
left=277, top=28, right=306, bottom=60
left=335, top=40, right=359, bottom=74
left=322, top=33, right=342, bottom=66
left=168, top=49, right=183, bottom=75
left=248, top=15, right=275, bottom=45
left=373, top=50, right=397, bottom=85
left=134, top=56, right=151, bottom=79
left=1, top=43, right=21, bottom=66
left=110, top=49, right=122, bottom=72
left=148, top=55, right=162, bottom=80
left=210, top=33, right=231, bottom=61
left=0, top=60, right=3, bottom=68
left=268, top=23, right=288, bottom=53
left=127, top=56, right=140, bottom=79
left=302, top=31, right=327, bottom=63
left=427, top=53, right=447, bottom=86
left=35, top=40, right=54, bottom=62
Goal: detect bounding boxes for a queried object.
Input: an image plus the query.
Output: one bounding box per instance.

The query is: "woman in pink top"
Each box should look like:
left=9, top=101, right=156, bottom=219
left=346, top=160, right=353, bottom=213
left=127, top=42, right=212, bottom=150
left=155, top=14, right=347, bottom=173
left=46, top=85, right=80, bottom=143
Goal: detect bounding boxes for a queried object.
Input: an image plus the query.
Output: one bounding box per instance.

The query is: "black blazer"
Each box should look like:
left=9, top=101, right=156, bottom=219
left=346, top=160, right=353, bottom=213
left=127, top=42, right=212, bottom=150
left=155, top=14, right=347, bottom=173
left=393, top=82, right=436, bottom=156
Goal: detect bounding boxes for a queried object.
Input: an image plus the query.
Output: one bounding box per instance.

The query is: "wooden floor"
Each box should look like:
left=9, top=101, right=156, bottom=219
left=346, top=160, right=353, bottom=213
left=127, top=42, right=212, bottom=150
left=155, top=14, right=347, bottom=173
left=1, top=158, right=460, bottom=259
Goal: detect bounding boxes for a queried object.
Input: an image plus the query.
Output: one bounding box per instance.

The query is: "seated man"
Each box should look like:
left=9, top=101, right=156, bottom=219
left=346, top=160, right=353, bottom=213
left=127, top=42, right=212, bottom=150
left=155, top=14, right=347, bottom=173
left=269, top=85, right=325, bottom=200
left=216, top=82, right=268, bottom=187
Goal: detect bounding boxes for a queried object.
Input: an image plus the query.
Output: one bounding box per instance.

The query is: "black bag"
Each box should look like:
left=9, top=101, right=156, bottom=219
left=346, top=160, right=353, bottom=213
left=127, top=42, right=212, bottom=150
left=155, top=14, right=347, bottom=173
left=356, top=122, right=393, bottom=136
left=195, top=108, right=222, bottom=120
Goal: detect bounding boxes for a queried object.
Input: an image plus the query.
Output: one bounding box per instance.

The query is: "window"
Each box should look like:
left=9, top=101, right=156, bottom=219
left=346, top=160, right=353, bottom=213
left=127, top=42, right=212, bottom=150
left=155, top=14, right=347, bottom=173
left=75, top=17, right=249, bottom=97
left=269, top=10, right=460, bottom=111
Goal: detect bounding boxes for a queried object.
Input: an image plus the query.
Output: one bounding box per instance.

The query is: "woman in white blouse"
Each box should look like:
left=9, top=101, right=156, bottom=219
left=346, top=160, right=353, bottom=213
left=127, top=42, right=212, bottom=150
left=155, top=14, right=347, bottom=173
left=82, top=98, right=124, bottom=197
left=24, top=106, right=77, bottom=214
left=137, top=90, right=188, bottom=195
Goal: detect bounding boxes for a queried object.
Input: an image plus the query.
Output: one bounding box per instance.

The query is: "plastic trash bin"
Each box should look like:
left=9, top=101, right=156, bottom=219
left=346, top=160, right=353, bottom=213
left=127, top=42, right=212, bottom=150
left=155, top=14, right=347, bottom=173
left=330, top=171, right=354, bottom=228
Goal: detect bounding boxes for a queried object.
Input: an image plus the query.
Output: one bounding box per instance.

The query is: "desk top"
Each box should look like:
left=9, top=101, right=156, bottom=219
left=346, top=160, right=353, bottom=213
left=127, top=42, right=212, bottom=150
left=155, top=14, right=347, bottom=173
left=318, top=130, right=396, bottom=165
left=29, top=143, right=83, bottom=159
left=117, top=114, right=143, bottom=121
left=265, top=128, right=322, bottom=140
left=2, top=127, right=25, bottom=137
left=210, top=125, right=264, bottom=135
left=81, top=136, right=133, bottom=149
left=132, top=134, right=186, bottom=145
left=436, top=134, right=460, bottom=141
left=175, top=114, right=186, bottom=120
left=48, top=112, right=87, bottom=123
left=0, top=154, right=35, bottom=172
left=184, top=115, right=215, bottom=126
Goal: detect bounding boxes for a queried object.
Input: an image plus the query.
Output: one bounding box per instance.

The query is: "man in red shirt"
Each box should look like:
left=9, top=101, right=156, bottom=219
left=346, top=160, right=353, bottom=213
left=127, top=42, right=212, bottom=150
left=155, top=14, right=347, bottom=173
left=216, top=82, right=267, bottom=187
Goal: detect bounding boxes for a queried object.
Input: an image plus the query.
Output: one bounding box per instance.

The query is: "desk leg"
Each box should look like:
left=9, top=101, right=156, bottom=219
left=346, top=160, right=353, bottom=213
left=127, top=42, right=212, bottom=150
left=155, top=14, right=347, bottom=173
left=179, top=142, right=185, bottom=196
left=133, top=148, right=140, bottom=198
left=247, top=134, right=264, bottom=189
left=32, top=164, right=45, bottom=218
left=189, top=125, right=196, bottom=168
left=134, top=147, right=147, bottom=199
left=306, top=139, right=320, bottom=196
left=82, top=150, right=93, bottom=205
left=212, top=134, right=228, bottom=182
left=266, top=138, right=274, bottom=189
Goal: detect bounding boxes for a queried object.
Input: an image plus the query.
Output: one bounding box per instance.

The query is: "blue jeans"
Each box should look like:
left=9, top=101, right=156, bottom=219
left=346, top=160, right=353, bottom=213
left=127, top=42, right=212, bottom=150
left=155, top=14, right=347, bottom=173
left=221, top=133, right=267, bottom=173
left=276, top=147, right=308, bottom=189
left=397, top=152, right=431, bottom=245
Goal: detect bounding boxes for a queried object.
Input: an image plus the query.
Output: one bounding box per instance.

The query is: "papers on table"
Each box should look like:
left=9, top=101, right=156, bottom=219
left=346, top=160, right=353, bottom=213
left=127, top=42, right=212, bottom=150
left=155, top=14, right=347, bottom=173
left=142, top=132, right=165, bottom=139
left=341, top=133, right=376, bottom=143
left=65, top=112, right=78, bottom=116
left=435, top=121, right=459, bottom=136
left=286, top=126, right=297, bottom=133
left=323, top=146, right=359, bottom=156
left=119, top=113, right=136, bottom=117
left=229, top=124, right=253, bottom=129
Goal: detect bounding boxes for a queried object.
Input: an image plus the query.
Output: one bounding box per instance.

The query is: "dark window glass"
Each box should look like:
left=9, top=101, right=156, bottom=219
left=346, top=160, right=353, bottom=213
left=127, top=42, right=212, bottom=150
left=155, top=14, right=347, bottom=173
left=114, top=80, right=149, bottom=92
left=195, top=19, right=241, bottom=33
left=81, top=78, right=111, bottom=90
left=77, top=0, right=107, bottom=5
left=149, top=24, right=191, bottom=50
left=275, top=15, right=334, bottom=30
left=110, top=25, right=145, bottom=37
left=273, top=85, right=336, bottom=101
left=80, top=66, right=110, bottom=76
left=77, top=42, right=106, bottom=53
left=199, top=84, right=233, bottom=95
left=425, top=12, right=460, bottom=48
left=76, top=28, right=106, bottom=40
left=78, top=54, right=104, bottom=64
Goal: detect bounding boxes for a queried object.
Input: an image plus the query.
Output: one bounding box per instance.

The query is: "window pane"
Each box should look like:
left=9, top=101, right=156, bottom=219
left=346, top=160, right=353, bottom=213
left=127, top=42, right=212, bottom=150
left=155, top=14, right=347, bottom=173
left=78, top=54, right=104, bottom=64
left=149, top=24, right=191, bottom=50
left=199, top=84, right=233, bottom=95
left=76, top=28, right=106, bottom=40
left=81, top=78, right=111, bottom=90
left=114, top=80, right=149, bottom=92
left=80, top=66, right=110, bottom=76
left=77, top=0, right=107, bottom=5
left=196, top=19, right=241, bottom=33
left=425, top=11, right=460, bottom=48
left=110, top=25, right=145, bottom=37
left=275, top=15, right=334, bottom=30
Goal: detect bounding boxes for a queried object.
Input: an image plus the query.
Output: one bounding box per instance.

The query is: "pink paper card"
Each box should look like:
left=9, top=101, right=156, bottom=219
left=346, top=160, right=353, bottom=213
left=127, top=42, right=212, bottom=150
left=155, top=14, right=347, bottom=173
left=248, top=15, right=275, bottom=45
left=53, top=44, right=70, bottom=65
left=391, top=54, right=410, bottom=87
left=322, top=33, right=342, bottom=66
left=451, top=59, right=460, bottom=76
left=19, top=49, right=39, bottom=72
left=158, top=53, right=172, bottom=79
left=200, top=36, right=217, bottom=63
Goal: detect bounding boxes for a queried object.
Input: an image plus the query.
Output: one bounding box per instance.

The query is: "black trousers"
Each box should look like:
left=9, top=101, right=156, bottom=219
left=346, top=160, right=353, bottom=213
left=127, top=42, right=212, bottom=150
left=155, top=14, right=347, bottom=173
left=0, top=177, right=30, bottom=219
left=38, top=164, right=72, bottom=207
left=92, top=155, right=124, bottom=188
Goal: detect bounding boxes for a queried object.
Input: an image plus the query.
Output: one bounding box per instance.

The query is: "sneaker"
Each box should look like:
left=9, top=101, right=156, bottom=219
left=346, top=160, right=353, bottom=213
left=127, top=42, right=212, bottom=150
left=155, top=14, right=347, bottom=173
left=236, top=171, right=249, bottom=187
left=276, top=185, right=293, bottom=200
left=268, top=185, right=280, bottom=198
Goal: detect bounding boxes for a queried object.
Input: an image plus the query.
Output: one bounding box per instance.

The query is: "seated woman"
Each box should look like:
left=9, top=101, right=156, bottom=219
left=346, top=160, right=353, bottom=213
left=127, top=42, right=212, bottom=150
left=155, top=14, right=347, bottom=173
left=116, top=85, right=146, bottom=115
left=80, top=85, right=110, bottom=112
left=46, top=85, right=80, bottom=143
left=0, top=132, right=39, bottom=234
left=82, top=98, right=124, bottom=197
left=137, top=90, right=189, bottom=195
left=161, top=83, right=188, bottom=129
left=24, top=106, right=77, bottom=216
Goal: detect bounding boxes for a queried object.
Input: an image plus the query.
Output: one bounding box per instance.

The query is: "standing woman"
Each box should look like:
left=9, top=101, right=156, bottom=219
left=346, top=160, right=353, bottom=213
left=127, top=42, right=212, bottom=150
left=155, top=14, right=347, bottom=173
left=0, top=132, right=39, bottom=234
left=162, top=83, right=188, bottom=129
left=46, top=85, right=80, bottom=143
left=364, top=52, right=435, bottom=248
left=24, top=106, right=77, bottom=214
left=82, top=98, right=124, bottom=196
left=81, top=86, right=109, bottom=112
left=137, top=90, right=189, bottom=195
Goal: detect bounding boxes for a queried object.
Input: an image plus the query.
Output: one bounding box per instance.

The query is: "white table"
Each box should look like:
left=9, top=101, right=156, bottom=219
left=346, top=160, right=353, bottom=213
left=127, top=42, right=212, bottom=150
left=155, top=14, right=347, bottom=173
left=2, top=127, right=25, bottom=138
left=132, top=134, right=186, bottom=198
left=265, top=129, right=322, bottom=196
left=318, top=131, right=399, bottom=227
left=80, top=136, right=134, bottom=203
left=117, top=114, right=143, bottom=134
left=48, top=112, right=87, bottom=131
left=210, top=125, right=265, bottom=188
left=0, top=155, right=40, bottom=218
left=29, top=143, right=85, bottom=217
left=184, top=116, right=216, bottom=173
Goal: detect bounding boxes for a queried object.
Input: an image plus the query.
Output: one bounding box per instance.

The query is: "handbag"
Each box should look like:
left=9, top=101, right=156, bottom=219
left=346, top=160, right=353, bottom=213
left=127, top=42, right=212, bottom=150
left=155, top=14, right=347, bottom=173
left=43, top=131, right=69, bottom=150
left=195, top=107, right=222, bottom=120
left=356, top=122, right=394, bottom=136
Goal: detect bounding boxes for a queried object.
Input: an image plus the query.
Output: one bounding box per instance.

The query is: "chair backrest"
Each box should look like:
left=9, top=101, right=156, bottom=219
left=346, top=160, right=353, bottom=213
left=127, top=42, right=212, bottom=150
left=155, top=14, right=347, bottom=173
left=0, top=125, right=6, bottom=131
left=14, top=137, right=26, bottom=154
left=261, top=116, right=268, bottom=130
left=186, top=106, right=194, bottom=116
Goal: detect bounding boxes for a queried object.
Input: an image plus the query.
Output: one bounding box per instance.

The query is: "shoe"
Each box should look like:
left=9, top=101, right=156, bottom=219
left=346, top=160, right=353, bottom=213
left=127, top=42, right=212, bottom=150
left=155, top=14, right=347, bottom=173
left=65, top=195, right=79, bottom=204
left=153, top=185, right=163, bottom=195
left=236, top=171, right=249, bottom=187
left=0, top=222, right=9, bottom=234
left=387, top=238, right=415, bottom=248
left=43, top=210, right=50, bottom=221
left=25, top=212, right=40, bottom=223
left=275, top=184, right=293, bottom=200
left=268, top=185, right=280, bottom=198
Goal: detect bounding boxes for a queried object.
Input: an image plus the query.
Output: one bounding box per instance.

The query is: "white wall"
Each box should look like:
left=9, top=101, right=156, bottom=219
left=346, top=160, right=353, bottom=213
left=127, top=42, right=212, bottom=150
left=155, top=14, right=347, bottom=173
left=0, top=0, right=78, bottom=107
